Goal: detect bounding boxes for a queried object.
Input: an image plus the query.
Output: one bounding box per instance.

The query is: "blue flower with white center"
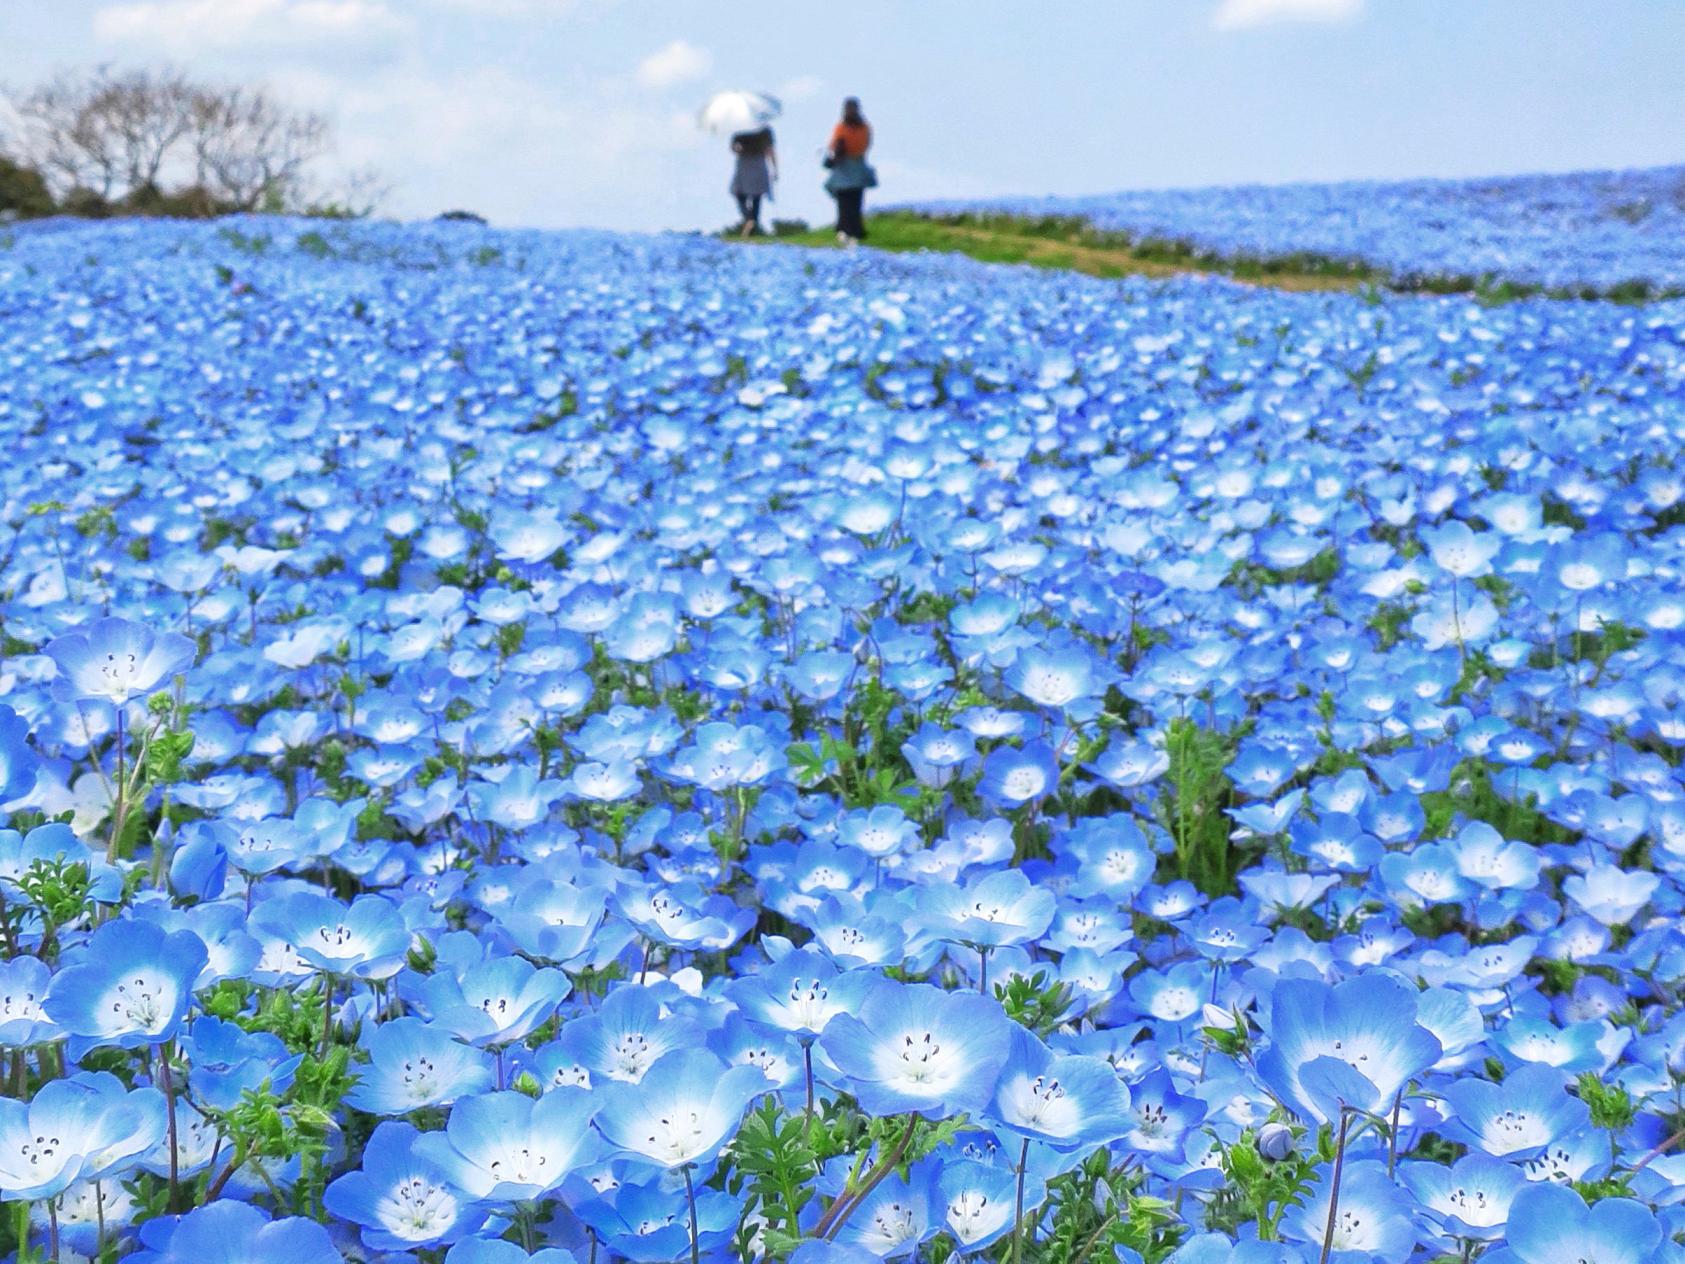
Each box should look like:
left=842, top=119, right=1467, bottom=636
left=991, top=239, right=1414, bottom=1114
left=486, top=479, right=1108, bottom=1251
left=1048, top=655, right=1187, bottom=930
left=800, top=893, right=909, bottom=968
left=346, top=1017, right=494, bottom=1114
left=819, top=980, right=1014, bottom=1119
left=1563, top=863, right=1660, bottom=926
left=445, top=1240, right=578, bottom=1264
left=833, top=1159, right=941, bottom=1259
left=901, top=723, right=978, bottom=788
left=406, top=955, right=571, bottom=1049
left=614, top=878, right=755, bottom=952
left=1257, top=974, right=1442, bottom=1125
left=1484, top=1182, right=1662, bottom=1264
left=1399, top=1153, right=1526, bottom=1244
left=1491, top=1013, right=1611, bottom=1074
left=835, top=804, right=921, bottom=859
left=1004, top=643, right=1103, bottom=715
left=0, top=1075, right=165, bottom=1199
left=937, top=1157, right=1037, bottom=1253
left=129, top=1199, right=344, bottom=1264
left=0, top=955, right=58, bottom=1047
left=1278, top=1159, right=1415, bottom=1263
left=45, top=616, right=195, bottom=707
left=183, top=1016, right=303, bottom=1111
left=986, top=1025, right=1130, bottom=1150
left=1127, top=960, right=1214, bottom=1026
left=1438, top=1063, right=1589, bottom=1159
left=1118, top=1067, right=1206, bottom=1157
left=212, top=815, right=317, bottom=879
left=412, top=1088, right=599, bottom=1203
left=552, top=983, right=700, bottom=1083
left=496, top=878, right=611, bottom=965
left=44, top=918, right=207, bottom=1052
left=249, top=890, right=410, bottom=980
left=726, top=947, right=877, bottom=1041
left=919, top=868, right=1056, bottom=960
left=324, top=1120, right=488, bottom=1251
left=977, top=741, right=1060, bottom=810
left=0, top=704, right=39, bottom=804
left=573, top=1171, right=740, bottom=1260
left=593, top=1047, right=766, bottom=1169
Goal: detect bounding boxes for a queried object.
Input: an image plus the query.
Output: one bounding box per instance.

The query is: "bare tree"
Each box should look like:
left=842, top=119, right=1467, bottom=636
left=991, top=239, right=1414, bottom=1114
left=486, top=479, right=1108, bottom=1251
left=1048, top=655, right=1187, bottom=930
left=1, top=66, right=373, bottom=216
left=188, top=85, right=330, bottom=211
left=95, top=67, right=196, bottom=193
left=9, top=69, right=127, bottom=198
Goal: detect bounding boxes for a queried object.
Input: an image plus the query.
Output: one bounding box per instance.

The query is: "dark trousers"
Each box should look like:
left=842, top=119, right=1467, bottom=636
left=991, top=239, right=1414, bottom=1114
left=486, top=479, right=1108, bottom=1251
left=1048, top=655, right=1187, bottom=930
left=735, top=194, right=763, bottom=229
left=835, top=189, right=866, bottom=240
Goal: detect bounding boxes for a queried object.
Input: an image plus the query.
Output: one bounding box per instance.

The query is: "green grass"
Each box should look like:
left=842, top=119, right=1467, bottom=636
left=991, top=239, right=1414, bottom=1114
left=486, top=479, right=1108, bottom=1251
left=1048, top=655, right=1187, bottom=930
left=746, top=210, right=1680, bottom=302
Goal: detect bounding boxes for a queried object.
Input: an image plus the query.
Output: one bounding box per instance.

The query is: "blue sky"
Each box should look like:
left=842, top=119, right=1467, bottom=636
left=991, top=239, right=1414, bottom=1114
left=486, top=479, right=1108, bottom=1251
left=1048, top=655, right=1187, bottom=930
left=4, top=0, right=1682, bottom=232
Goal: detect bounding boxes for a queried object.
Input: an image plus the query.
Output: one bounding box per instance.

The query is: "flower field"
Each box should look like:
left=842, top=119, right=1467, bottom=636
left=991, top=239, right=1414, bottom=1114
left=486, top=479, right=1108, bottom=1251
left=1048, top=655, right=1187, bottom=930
left=2, top=213, right=1685, bottom=1263
left=902, top=165, right=1685, bottom=296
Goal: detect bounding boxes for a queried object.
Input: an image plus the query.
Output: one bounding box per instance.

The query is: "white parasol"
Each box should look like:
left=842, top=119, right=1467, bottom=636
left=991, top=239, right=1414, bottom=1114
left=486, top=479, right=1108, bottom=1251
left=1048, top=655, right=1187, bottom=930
left=697, top=90, right=782, bottom=136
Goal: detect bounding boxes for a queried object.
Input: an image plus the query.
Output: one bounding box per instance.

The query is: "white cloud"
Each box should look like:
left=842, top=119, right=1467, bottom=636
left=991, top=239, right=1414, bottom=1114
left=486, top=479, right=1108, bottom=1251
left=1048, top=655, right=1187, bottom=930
left=92, top=0, right=406, bottom=56
left=1212, top=0, right=1362, bottom=31
left=778, top=74, right=825, bottom=104
left=635, top=39, right=712, bottom=90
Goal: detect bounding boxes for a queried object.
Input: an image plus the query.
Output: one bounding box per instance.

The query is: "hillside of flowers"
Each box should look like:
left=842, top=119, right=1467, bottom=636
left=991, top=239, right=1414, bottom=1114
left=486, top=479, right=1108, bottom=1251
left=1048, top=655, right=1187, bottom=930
left=901, top=164, right=1685, bottom=296
left=3, top=213, right=1685, bottom=1264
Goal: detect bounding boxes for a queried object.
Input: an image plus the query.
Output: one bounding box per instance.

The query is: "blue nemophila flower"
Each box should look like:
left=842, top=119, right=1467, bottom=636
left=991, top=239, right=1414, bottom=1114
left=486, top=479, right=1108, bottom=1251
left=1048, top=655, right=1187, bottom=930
left=412, top=1088, right=599, bottom=1202
left=0, top=1075, right=165, bottom=1199
left=445, top=1240, right=579, bottom=1264
left=46, top=616, right=195, bottom=706
left=593, top=1047, right=766, bottom=1167
left=550, top=983, right=700, bottom=1083
left=919, top=868, right=1056, bottom=960
left=0, top=955, right=57, bottom=1047
left=250, top=891, right=410, bottom=979
left=833, top=1159, right=941, bottom=1258
left=1399, top=1153, right=1526, bottom=1244
left=573, top=1171, right=740, bottom=1259
left=1119, top=1067, right=1206, bottom=1156
left=977, top=741, right=1060, bottom=810
left=324, top=1120, right=488, bottom=1251
left=1278, top=1159, right=1414, bottom=1263
left=1168, top=1235, right=1308, bottom=1263
left=820, top=980, right=1014, bottom=1118
left=1438, top=1063, right=1589, bottom=1158
left=130, top=1199, right=344, bottom=1264
left=1485, top=1181, right=1662, bottom=1264
left=937, top=1156, right=1036, bottom=1253
left=0, top=704, right=40, bottom=803
left=45, top=918, right=208, bottom=1051
left=407, top=955, right=571, bottom=1048
left=347, top=1017, right=495, bottom=1113
left=183, top=1016, right=303, bottom=1110
left=1004, top=644, right=1103, bottom=714
left=1258, top=974, right=1442, bottom=1124
left=726, top=947, right=877, bottom=1040
left=789, top=1243, right=882, bottom=1264
left=986, top=1025, right=1130, bottom=1150
left=1491, top=1013, right=1609, bottom=1073
left=615, top=878, right=755, bottom=952
left=835, top=804, right=921, bottom=859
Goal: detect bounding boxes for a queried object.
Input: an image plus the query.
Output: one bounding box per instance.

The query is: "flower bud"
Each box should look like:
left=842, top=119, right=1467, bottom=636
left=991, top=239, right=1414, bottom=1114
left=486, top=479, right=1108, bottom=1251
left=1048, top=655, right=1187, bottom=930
left=1257, top=1122, right=1295, bottom=1162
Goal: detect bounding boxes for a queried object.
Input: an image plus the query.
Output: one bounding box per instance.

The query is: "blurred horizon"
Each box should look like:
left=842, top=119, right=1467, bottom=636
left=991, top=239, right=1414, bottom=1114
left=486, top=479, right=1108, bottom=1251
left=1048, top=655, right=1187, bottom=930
left=4, top=0, right=1682, bottom=234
